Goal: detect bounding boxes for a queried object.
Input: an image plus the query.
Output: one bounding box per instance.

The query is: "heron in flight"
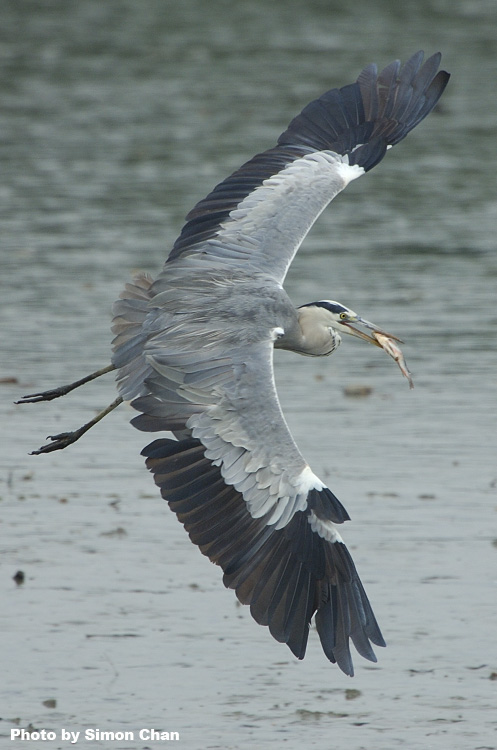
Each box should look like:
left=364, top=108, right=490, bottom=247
left=19, top=51, right=449, bottom=675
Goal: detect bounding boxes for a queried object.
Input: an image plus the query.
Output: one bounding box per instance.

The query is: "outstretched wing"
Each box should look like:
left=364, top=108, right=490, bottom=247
left=142, top=435, right=385, bottom=676
left=162, top=51, right=449, bottom=284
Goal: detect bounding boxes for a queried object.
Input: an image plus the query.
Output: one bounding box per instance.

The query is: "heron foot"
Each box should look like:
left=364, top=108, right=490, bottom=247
left=17, top=384, right=80, bottom=404
left=16, top=363, right=116, bottom=404
left=29, top=396, right=123, bottom=454
left=31, top=428, right=90, bottom=454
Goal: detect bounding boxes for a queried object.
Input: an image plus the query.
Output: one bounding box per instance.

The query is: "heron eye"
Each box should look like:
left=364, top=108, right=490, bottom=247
left=339, top=312, right=348, bottom=320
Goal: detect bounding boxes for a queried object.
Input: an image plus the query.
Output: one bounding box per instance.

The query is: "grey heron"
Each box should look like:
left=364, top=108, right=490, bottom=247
left=19, top=51, right=449, bottom=675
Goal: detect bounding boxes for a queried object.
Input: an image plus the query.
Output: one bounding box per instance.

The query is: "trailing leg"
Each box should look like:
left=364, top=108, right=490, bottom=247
left=16, top=363, right=116, bottom=404
left=30, top=396, right=123, bottom=454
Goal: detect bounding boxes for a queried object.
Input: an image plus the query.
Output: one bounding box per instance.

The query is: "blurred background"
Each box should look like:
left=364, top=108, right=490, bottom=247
left=2, top=1, right=496, bottom=748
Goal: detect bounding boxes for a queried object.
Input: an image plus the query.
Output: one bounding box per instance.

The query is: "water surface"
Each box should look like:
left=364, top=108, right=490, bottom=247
left=2, top=2, right=497, bottom=748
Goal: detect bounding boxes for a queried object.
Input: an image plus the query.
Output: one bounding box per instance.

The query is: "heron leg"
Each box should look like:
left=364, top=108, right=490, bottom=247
left=16, top=363, right=117, bottom=404
left=30, top=396, right=123, bottom=454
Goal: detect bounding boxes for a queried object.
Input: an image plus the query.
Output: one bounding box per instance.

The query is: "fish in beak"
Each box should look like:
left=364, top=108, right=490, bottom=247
left=340, top=315, right=404, bottom=347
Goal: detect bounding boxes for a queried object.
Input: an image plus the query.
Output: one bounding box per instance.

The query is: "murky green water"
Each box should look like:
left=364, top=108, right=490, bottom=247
left=2, top=2, right=497, bottom=748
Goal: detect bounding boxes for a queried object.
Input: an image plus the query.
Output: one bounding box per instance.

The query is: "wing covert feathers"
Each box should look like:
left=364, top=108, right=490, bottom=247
left=142, top=437, right=385, bottom=675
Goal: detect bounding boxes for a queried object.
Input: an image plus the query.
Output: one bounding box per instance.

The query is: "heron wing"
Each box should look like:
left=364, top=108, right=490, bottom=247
left=163, top=51, right=449, bottom=284
left=143, top=434, right=385, bottom=676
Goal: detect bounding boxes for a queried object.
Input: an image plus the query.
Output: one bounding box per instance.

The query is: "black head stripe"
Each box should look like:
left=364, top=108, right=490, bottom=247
left=300, top=301, right=348, bottom=315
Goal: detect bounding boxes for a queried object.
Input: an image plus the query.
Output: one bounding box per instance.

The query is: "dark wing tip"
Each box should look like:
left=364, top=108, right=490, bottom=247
left=349, top=50, right=450, bottom=171
left=278, top=50, right=450, bottom=172
left=315, top=543, right=386, bottom=676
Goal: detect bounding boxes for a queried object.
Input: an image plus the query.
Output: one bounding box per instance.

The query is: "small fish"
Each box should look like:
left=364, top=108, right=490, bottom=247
left=373, top=331, right=414, bottom=389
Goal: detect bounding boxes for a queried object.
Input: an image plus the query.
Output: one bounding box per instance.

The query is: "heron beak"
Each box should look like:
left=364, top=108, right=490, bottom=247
left=342, top=317, right=404, bottom=347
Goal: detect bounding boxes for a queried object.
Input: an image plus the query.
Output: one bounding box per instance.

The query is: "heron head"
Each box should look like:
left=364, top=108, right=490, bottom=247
left=299, top=300, right=399, bottom=346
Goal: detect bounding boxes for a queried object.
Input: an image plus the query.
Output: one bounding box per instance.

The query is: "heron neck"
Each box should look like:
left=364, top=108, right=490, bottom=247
left=275, top=310, right=341, bottom=357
